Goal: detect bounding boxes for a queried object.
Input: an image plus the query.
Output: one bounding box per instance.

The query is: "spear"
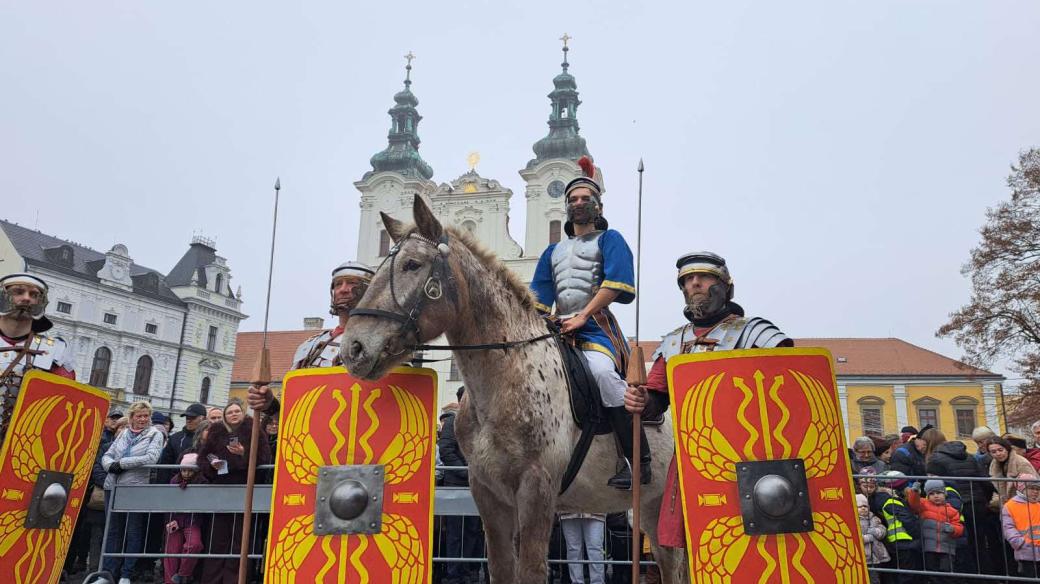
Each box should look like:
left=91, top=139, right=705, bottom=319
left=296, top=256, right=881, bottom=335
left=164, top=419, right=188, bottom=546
left=239, top=177, right=280, bottom=584
left=625, top=159, right=647, bottom=583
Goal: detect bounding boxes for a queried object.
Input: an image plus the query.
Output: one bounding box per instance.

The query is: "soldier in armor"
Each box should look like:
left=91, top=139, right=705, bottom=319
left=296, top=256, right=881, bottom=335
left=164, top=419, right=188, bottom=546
left=530, top=155, right=650, bottom=490
left=624, top=251, right=792, bottom=547
left=247, top=261, right=374, bottom=416
left=0, top=272, right=76, bottom=447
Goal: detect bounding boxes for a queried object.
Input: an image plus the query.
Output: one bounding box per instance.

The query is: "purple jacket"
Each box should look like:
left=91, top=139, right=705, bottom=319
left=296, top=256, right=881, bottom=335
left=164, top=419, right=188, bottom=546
left=1001, top=494, right=1040, bottom=563
left=168, top=473, right=209, bottom=529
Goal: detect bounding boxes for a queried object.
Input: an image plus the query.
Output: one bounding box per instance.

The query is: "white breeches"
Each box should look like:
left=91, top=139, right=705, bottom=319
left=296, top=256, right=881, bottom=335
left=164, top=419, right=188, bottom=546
left=583, top=350, right=626, bottom=408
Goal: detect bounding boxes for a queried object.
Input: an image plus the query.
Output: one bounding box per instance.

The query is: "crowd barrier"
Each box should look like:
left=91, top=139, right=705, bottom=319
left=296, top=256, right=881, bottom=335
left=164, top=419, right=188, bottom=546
left=75, top=468, right=1038, bottom=582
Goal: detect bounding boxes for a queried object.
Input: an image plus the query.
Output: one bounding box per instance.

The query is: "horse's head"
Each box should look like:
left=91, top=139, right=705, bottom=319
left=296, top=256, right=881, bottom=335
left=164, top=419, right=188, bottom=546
left=342, top=195, right=460, bottom=379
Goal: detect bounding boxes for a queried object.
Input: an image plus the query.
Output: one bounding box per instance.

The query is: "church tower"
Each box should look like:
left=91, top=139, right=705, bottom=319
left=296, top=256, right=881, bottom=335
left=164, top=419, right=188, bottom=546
left=519, top=35, right=604, bottom=257
left=355, top=53, right=438, bottom=267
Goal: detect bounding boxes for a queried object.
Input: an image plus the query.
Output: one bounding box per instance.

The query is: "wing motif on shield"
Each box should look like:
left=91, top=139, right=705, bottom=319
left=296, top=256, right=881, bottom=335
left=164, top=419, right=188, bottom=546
left=670, top=349, right=868, bottom=584
left=267, top=369, right=436, bottom=583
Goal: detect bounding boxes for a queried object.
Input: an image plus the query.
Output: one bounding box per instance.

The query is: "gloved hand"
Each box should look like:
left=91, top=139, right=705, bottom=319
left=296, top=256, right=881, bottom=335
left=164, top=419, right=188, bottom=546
left=108, top=461, right=124, bottom=474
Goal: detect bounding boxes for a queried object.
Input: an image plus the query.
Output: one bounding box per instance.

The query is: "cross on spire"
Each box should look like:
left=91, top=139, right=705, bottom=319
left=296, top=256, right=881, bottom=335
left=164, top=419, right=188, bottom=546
left=559, top=33, right=571, bottom=68
left=404, top=51, right=415, bottom=85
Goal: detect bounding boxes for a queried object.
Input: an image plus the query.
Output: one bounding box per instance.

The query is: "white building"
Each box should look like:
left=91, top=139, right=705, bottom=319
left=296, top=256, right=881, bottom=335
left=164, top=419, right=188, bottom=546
left=0, top=222, right=246, bottom=414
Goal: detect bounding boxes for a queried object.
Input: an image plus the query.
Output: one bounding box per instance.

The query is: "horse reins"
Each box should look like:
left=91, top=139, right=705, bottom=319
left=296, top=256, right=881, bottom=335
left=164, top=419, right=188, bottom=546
left=350, top=232, right=557, bottom=353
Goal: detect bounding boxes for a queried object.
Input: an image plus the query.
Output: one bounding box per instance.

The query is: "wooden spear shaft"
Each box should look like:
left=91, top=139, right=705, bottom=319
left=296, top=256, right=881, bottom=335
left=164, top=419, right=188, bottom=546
left=626, top=159, right=646, bottom=583
left=239, top=177, right=280, bottom=584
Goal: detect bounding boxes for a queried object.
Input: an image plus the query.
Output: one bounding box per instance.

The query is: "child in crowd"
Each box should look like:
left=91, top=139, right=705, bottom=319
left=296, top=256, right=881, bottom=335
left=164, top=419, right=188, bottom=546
left=1002, top=473, right=1040, bottom=579
left=907, top=479, right=963, bottom=576
left=857, top=493, right=889, bottom=583
left=163, top=453, right=208, bottom=584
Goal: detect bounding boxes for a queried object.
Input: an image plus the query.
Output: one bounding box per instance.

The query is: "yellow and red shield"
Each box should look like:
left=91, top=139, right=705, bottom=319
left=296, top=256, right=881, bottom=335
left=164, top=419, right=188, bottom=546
left=0, top=370, right=110, bottom=583
left=668, top=348, right=867, bottom=584
left=265, top=366, right=438, bottom=584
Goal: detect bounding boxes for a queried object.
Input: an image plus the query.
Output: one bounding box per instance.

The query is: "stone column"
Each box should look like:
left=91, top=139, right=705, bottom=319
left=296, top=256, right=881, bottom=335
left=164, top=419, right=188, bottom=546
left=894, top=385, right=908, bottom=430
left=837, top=384, right=850, bottom=444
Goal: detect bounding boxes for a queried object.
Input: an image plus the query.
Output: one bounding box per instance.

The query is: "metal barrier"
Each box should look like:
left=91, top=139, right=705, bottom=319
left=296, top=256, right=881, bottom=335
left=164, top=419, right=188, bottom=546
left=75, top=467, right=1040, bottom=582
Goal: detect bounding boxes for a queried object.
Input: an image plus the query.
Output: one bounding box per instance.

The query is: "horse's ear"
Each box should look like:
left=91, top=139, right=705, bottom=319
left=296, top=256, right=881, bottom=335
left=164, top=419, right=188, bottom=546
left=380, top=212, right=407, bottom=242
left=412, top=194, right=443, bottom=241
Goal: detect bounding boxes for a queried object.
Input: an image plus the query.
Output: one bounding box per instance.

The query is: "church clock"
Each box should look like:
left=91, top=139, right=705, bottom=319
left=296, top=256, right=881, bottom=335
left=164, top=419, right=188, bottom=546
left=546, top=180, right=565, bottom=198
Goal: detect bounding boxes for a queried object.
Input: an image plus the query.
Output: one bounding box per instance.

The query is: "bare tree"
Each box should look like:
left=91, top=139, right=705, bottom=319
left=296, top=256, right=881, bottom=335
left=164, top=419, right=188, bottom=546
left=938, top=148, right=1040, bottom=427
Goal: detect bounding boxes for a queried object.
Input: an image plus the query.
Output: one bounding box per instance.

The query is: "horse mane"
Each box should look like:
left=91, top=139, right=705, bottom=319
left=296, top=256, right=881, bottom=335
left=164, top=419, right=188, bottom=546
left=399, top=224, right=535, bottom=311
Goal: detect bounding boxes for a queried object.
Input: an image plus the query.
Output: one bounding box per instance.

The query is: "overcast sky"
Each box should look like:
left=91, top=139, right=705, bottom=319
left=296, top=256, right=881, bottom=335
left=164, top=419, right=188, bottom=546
left=3, top=1, right=1038, bottom=379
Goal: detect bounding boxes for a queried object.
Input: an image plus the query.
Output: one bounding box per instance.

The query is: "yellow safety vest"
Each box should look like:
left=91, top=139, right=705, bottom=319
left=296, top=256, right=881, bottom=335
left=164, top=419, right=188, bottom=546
left=882, top=498, right=913, bottom=543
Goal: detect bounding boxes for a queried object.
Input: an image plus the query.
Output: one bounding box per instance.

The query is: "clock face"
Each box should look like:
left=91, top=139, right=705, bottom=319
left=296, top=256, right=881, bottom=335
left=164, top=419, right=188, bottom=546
left=547, top=180, right=565, bottom=199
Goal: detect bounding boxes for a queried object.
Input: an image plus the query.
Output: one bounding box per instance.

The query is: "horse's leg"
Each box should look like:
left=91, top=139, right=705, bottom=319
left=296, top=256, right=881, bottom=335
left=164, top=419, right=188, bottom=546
left=514, top=465, right=555, bottom=584
left=468, top=473, right=517, bottom=584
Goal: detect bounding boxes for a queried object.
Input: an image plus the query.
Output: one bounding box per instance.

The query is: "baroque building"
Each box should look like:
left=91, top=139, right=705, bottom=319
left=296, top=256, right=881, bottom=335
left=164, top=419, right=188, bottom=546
left=0, top=221, right=246, bottom=413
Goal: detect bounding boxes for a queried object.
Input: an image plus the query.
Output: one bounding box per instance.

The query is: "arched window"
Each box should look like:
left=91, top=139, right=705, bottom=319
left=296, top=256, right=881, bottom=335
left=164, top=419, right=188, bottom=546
left=214, top=273, right=223, bottom=294
left=379, top=230, right=391, bottom=257
left=200, top=377, right=211, bottom=404
left=133, top=355, right=153, bottom=395
left=89, top=347, right=111, bottom=387
left=549, top=220, right=562, bottom=244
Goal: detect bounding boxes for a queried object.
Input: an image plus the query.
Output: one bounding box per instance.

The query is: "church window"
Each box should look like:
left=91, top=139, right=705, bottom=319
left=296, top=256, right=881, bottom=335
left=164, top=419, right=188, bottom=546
left=133, top=355, right=153, bottom=395
left=200, top=377, right=211, bottom=404
left=56, top=302, right=72, bottom=314
left=103, top=313, right=118, bottom=325
left=379, top=230, right=391, bottom=257
left=549, top=220, right=562, bottom=244
left=215, top=273, right=223, bottom=294
left=90, top=347, right=112, bottom=387
left=207, top=326, right=218, bottom=351
left=145, top=323, right=158, bottom=334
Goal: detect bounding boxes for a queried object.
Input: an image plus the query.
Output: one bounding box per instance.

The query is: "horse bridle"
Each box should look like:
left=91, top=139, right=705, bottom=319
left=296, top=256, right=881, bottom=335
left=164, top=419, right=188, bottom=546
left=349, top=232, right=557, bottom=354
left=349, top=232, right=453, bottom=355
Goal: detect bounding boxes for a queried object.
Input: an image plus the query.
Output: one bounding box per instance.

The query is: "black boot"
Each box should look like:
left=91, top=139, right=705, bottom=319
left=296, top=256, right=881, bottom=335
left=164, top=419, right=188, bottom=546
left=606, top=406, right=651, bottom=490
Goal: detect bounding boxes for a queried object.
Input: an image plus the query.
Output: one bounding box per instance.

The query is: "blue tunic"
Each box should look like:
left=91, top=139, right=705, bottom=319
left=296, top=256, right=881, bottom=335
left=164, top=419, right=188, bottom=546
left=530, top=229, right=635, bottom=369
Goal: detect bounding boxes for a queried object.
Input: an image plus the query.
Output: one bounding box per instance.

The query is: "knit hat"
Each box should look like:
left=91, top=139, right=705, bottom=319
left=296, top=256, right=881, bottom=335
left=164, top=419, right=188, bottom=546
left=855, top=494, right=869, bottom=507
left=878, top=470, right=907, bottom=488
left=924, top=479, right=945, bottom=494
left=180, top=453, right=199, bottom=468
left=1017, top=473, right=1039, bottom=492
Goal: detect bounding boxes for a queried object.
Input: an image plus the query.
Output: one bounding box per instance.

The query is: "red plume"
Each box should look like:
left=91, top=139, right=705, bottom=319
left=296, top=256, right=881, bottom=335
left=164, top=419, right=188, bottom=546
left=577, top=155, right=595, bottom=178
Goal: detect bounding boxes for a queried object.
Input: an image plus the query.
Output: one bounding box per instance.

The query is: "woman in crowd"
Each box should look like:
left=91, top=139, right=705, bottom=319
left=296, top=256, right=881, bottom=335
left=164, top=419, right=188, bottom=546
left=197, top=398, right=271, bottom=583
left=989, top=436, right=1035, bottom=503
left=851, top=436, right=888, bottom=475
left=101, top=401, right=165, bottom=584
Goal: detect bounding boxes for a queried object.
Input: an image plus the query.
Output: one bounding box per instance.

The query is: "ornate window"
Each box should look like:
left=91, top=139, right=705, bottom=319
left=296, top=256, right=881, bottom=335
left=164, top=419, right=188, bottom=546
left=950, top=396, right=980, bottom=439
left=133, top=355, right=153, bottom=395
left=56, top=301, right=72, bottom=314
left=207, top=326, right=218, bottom=352
left=379, top=230, right=391, bottom=257
left=103, top=313, right=117, bottom=325
left=214, top=273, right=223, bottom=294
left=549, top=220, right=562, bottom=244
left=89, top=347, right=112, bottom=387
left=145, top=323, right=158, bottom=334
left=913, top=396, right=941, bottom=431
left=857, top=396, right=886, bottom=437
left=200, top=377, right=211, bottom=404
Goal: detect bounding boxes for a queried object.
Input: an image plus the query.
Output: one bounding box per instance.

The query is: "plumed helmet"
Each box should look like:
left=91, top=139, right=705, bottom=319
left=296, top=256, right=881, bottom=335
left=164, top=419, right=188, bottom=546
left=675, top=252, right=733, bottom=298
left=564, top=156, right=603, bottom=204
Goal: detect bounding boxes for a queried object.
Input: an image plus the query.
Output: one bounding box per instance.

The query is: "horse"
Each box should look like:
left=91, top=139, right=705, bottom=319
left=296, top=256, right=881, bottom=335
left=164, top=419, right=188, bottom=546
left=342, top=195, right=688, bottom=584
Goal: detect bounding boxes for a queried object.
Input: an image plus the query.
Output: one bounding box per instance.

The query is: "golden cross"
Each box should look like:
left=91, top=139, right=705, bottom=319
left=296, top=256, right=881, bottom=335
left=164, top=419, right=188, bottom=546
left=559, top=33, right=571, bottom=49
left=404, top=51, right=416, bottom=66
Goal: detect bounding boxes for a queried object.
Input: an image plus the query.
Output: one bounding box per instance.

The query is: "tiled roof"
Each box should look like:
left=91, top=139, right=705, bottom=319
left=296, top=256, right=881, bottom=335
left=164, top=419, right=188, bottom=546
left=231, top=329, right=321, bottom=384
left=0, top=219, right=185, bottom=306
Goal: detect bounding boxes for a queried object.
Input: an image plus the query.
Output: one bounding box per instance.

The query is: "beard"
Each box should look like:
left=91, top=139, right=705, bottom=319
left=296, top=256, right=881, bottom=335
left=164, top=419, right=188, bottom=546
left=684, top=292, right=710, bottom=320
left=6, top=305, right=34, bottom=320
left=330, top=295, right=360, bottom=317
left=566, top=203, right=600, bottom=225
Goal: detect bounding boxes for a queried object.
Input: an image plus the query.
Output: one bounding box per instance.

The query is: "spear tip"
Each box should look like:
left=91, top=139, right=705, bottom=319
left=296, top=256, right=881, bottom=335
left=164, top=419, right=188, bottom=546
left=637, top=159, right=644, bottom=172
left=274, top=177, right=281, bottom=190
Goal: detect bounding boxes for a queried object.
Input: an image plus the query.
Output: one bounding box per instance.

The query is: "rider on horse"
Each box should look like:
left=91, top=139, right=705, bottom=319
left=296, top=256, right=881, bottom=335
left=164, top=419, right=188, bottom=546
left=530, top=156, right=651, bottom=491
left=625, top=251, right=792, bottom=547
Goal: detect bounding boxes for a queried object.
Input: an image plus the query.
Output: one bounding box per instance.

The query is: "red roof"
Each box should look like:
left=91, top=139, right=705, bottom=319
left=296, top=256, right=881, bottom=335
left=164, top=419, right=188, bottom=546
left=231, top=330, right=319, bottom=384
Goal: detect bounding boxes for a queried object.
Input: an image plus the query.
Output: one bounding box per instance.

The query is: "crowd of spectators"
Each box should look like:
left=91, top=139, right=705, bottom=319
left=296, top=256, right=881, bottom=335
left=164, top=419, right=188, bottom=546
left=851, top=420, right=1040, bottom=581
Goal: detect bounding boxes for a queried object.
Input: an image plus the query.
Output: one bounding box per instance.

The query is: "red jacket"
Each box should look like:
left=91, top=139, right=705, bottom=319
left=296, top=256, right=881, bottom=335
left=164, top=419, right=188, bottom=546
left=1024, top=448, right=1040, bottom=473
left=908, top=490, right=964, bottom=553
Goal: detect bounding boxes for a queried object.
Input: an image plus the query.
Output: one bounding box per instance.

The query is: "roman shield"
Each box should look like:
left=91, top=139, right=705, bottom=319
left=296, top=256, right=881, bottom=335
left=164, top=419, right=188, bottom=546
left=667, top=348, right=867, bottom=584
left=265, top=366, right=438, bottom=584
left=0, top=370, right=110, bottom=583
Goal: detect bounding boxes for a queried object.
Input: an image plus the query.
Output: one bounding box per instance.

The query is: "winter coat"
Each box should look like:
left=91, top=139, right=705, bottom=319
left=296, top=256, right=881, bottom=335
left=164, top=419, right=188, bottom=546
left=890, top=443, right=926, bottom=478
left=102, top=425, right=165, bottom=491
left=877, top=491, right=921, bottom=550
left=859, top=513, right=890, bottom=565
left=1000, top=493, right=1040, bottom=563
left=1025, top=448, right=1040, bottom=473
left=926, top=441, right=996, bottom=505
left=168, top=472, right=209, bottom=529
left=990, top=451, right=1036, bottom=503
left=197, top=417, right=270, bottom=485
left=907, top=490, right=964, bottom=555
left=851, top=456, right=887, bottom=476
left=437, top=406, right=469, bottom=486
left=157, top=426, right=198, bottom=482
